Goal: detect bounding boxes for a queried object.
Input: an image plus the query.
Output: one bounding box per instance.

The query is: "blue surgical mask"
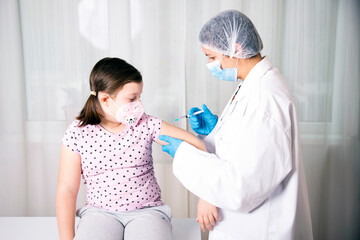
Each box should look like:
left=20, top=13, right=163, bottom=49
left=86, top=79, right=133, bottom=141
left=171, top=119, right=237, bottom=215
left=207, top=55, right=239, bottom=81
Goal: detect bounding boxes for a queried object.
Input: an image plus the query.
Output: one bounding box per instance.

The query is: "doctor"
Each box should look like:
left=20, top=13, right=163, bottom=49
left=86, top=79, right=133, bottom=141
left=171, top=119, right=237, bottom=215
left=159, top=10, right=313, bottom=240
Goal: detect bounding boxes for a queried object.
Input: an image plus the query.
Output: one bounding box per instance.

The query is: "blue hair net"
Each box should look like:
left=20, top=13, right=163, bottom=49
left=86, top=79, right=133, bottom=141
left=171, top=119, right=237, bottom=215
left=199, top=10, right=263, bottom=59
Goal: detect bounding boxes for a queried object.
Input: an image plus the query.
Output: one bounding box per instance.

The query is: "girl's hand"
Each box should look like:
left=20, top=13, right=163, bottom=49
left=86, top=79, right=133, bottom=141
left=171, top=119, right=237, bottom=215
left=196, top=198, right=219, bottom=232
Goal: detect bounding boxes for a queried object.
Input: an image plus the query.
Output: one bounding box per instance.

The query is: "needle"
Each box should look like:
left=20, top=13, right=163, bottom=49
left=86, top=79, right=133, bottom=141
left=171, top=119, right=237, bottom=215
left=174, top=110, right=204, bottom=121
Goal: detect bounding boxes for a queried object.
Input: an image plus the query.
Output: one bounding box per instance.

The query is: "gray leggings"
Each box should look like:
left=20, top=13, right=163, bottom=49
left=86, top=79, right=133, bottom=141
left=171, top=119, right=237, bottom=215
left=74, top=205, right=172, bottom=240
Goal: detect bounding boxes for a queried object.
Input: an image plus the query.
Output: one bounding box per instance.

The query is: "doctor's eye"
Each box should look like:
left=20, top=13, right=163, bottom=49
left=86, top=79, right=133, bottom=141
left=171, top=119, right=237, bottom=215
left=208, top=57, right=216, bottom=62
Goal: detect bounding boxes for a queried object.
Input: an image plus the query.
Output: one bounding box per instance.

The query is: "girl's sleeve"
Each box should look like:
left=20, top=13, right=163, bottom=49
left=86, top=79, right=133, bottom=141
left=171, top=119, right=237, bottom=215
left=61, top=120, right=81, bottom=154
left=146, top=115, right=162, bottom=142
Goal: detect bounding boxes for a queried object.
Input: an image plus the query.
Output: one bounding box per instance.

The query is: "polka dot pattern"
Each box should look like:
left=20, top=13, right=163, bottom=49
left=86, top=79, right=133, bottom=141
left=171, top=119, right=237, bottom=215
left=61, top=114, right=164, bottom=212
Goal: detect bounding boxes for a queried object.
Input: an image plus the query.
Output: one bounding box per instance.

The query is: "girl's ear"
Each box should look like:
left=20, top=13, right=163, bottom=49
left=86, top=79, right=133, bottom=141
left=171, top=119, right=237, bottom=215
left=98, top=92, right=110, bottom=107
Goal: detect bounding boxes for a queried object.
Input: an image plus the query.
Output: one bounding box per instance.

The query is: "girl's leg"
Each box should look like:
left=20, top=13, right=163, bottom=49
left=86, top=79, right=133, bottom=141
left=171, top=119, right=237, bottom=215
left=74, top=207, right=124, bottom=240
left=123, top=205, right=172, bottom=240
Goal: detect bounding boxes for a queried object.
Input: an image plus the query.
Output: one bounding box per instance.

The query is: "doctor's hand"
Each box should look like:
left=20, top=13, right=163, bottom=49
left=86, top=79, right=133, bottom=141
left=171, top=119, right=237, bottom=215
left=196, top=198, right=219, bottom=232
left=159, top=135, right=183, bottom=158
left=189, top=104, right=218, bottom=136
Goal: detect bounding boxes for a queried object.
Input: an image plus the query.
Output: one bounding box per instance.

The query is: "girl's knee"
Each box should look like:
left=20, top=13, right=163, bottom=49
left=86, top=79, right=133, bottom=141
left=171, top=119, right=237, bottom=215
left=75, top=213, right=124, bottom=240
left=124, top=213, right=172, bottom=240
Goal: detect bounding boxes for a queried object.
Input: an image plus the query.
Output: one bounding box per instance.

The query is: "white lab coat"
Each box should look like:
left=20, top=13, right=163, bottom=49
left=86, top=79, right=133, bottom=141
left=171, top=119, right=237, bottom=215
left=173, top=57, right=313, bottom=240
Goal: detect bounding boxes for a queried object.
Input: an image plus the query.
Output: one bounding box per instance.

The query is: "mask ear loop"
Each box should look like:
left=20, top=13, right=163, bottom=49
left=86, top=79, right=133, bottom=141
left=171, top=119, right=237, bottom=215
left=219, top=55, right=239, bottom=69
left=219, top=55, right=225, bottom=63
left=235, top=58, right=239, bottom=67
left=218, top=55, right=226, bottom=70
left=107, top=96, right=121, bottom=120
left=233, top=58, right=240, bottom=82
left=108, top=96, right=121, bottom=108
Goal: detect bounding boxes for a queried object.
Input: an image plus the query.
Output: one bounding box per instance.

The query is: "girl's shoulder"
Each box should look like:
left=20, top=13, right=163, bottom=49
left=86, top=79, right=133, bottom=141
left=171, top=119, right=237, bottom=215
left=63, top=120, right=80, bottom=133
left=68, top=119, right=80, bottom=128
left=65, top=119, right=100, bottom=134
left=65, top=119, right=84, bottom=132
left=137, top=114, right=162, bottom=141
left=142, top=113, right=159, bottom=120
left=138, top=113, right=162, bottom=127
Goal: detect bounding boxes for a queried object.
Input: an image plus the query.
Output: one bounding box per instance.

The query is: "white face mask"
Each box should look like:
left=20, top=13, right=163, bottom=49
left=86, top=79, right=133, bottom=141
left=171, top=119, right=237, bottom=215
left=108, top=97, right=145, bottom=126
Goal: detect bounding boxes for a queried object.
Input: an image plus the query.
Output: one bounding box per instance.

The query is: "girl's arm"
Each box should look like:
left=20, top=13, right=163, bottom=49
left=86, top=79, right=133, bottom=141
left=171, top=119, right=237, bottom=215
left=157, top=121, right=219, bottom=231
left=157, top=121, right=206, bottom=151
left=56, top=144, right=82, bottom=240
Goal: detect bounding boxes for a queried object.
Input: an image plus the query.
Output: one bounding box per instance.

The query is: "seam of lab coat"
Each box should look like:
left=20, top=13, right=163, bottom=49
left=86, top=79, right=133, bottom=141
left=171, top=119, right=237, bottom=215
left=258, top=78, right=293, bottom=145
left=263, top=112, right=293, bottom=188
left=262, top=110, right=291, bottom=144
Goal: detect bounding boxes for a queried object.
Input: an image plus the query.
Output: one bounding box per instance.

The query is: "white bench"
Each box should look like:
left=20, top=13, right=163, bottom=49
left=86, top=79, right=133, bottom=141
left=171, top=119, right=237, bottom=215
left=0, top=217, right=200, bottom=240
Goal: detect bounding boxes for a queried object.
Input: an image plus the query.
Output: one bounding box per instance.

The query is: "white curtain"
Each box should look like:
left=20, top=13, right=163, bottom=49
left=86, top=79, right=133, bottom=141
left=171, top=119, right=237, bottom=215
left=1, top=0, right=359, bottom=239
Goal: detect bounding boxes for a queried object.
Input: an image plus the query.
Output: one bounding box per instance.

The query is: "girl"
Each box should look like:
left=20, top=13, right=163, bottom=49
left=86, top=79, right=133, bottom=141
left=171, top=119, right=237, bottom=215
left=56, top=57, right=207, bottom=240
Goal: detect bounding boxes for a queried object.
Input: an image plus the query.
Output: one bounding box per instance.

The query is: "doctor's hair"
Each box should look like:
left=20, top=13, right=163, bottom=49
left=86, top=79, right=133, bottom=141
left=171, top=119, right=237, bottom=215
left=76, top=57, right=142, bottom=127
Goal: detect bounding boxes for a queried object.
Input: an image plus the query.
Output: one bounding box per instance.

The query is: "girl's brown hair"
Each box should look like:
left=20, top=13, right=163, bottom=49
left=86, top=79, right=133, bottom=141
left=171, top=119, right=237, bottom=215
left=76, top=57, right=142, bottom=127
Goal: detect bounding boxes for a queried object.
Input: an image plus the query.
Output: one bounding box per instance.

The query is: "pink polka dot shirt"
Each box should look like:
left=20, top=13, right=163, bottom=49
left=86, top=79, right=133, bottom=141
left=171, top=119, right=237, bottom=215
left=62, top=114, right=164, bottom=212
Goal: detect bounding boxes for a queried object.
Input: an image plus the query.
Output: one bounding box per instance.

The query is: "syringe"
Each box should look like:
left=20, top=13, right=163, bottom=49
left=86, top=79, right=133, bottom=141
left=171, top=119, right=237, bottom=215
left=174, top=110, right=204, bottom=121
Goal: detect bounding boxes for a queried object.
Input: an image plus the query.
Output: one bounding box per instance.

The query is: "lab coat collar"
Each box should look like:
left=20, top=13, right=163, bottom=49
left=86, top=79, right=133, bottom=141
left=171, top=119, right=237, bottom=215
left=238, top=56, right=273, bottom=94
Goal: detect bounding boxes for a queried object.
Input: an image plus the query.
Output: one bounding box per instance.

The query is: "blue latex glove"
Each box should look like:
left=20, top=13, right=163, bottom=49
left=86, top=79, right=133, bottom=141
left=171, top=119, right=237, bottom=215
left=188, top=104, right=218, bottom=135
left=159, top=135, right=183, bottom=158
